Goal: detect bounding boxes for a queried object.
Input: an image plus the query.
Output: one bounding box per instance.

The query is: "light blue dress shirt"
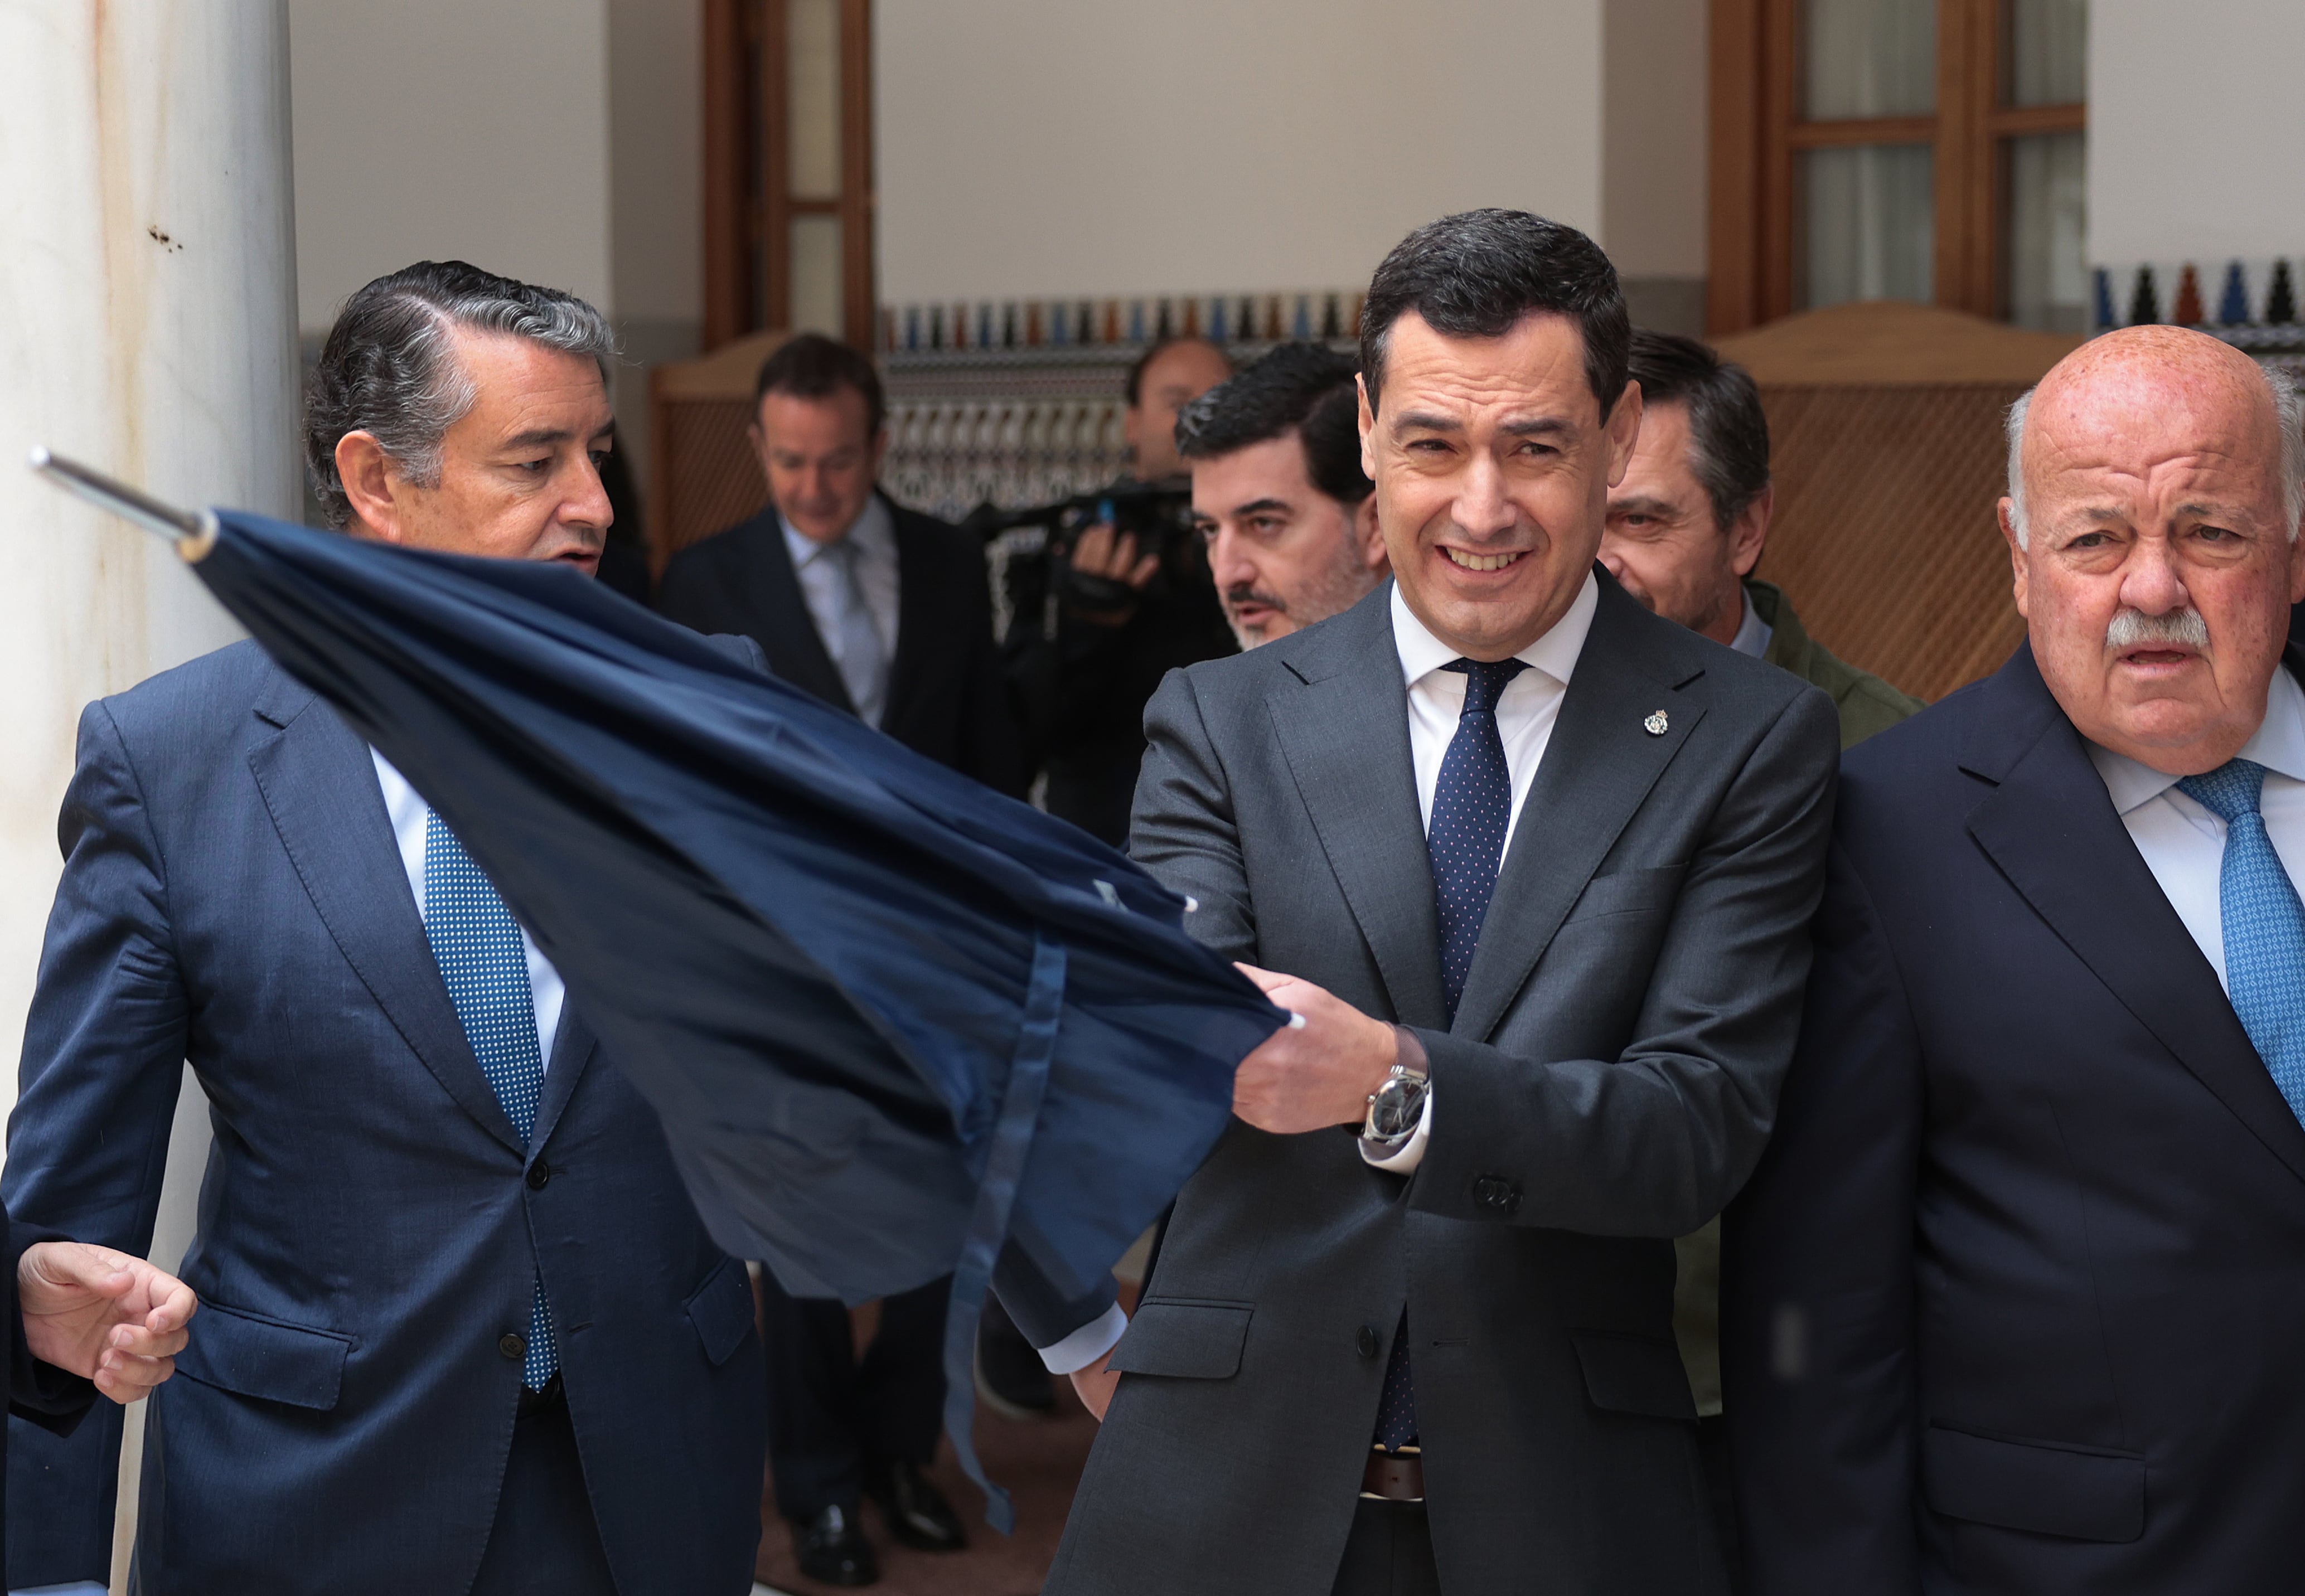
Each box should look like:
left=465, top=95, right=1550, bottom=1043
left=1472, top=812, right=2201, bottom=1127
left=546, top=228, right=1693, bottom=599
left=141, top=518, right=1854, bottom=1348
left=781, top=497, right=900, bottom=730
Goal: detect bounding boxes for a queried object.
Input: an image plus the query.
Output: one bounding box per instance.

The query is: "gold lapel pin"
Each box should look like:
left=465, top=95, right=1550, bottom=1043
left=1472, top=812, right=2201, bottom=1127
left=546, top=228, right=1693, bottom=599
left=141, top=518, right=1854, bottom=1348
left=1643, top=710, right=1669, bottom=736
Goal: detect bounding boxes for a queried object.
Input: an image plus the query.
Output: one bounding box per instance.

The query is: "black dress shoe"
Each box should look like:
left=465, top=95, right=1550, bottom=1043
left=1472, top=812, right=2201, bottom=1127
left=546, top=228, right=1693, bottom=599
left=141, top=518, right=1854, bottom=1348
left=867, top=1460, right=968, bottom=1552
left=975, top=1313, right=1057, bottom=1418
left=793, top=1504, right=879, bottom=1587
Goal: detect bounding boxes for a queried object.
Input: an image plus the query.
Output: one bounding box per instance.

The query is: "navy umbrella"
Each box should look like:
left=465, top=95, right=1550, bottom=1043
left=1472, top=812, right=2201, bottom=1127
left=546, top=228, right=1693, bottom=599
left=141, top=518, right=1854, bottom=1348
left=33, top=453, right=1285, bottom=1529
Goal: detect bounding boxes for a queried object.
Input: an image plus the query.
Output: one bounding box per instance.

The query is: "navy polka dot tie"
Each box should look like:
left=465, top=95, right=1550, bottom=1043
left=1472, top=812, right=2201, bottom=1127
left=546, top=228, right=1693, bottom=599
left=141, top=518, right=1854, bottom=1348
left=424, top=811, right=558, bottom=1391
left=1374, top=656, right=1528, bottom=1454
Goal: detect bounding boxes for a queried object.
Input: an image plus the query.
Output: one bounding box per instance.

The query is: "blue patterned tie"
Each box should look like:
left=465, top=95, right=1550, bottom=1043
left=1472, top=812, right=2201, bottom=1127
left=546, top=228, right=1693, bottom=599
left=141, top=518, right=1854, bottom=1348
left=423, top=812, right=558, bottom=1390
left=2177, top=759, right=2305, bottom=1125
left=1373, top=656, right=1530, bottom=1453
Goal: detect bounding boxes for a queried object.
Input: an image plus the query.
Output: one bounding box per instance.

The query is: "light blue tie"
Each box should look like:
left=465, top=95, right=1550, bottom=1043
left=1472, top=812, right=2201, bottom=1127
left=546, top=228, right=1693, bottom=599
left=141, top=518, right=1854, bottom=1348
left=820, top=536, right=889, bottom=728
left=2176, top=758, right=2305, bottom=1126
left=423, top=811, right=558, bottom=1390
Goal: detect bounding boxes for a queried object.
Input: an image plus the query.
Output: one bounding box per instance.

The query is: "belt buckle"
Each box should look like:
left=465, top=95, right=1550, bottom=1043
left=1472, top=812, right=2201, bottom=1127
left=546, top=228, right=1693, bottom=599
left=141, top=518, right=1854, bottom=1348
left=1359, top=1443, right=1425, bottom=1503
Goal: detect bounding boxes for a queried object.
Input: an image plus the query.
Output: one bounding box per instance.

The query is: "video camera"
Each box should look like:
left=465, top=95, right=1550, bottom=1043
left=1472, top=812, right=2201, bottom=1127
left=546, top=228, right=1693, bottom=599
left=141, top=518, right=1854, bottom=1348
left=961, top=478, right=1198, bottom=563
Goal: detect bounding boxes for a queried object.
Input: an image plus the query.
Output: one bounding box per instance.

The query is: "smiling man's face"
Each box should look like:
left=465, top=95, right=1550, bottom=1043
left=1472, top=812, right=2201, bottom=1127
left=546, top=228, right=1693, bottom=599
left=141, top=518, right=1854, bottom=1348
left=1359, top=309, right=1640, bottom=660
left=2008, top=327, right=2305, bottom=775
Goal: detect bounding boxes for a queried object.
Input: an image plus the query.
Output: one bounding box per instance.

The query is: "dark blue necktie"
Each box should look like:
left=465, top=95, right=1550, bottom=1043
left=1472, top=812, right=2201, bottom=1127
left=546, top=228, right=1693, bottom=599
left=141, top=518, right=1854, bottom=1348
left=1375, top=655, right=1529, bottom=1453
left=2177, top=759, right=2305, bottom=1124
left=424, top=811, right=558, bottom=1391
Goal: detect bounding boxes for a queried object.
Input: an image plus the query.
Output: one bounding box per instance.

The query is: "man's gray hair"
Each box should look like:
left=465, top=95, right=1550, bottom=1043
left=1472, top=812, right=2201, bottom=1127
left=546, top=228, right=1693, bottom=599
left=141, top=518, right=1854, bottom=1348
left=303, top=260, right=617, bottom=530
left=2005, top=358, right=2305, bottom=548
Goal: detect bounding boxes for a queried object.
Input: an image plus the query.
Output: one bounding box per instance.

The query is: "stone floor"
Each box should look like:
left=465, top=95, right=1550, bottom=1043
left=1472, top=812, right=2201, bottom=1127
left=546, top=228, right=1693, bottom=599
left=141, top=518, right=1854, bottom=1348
left=752, top=1385, right=1101, bottom=1596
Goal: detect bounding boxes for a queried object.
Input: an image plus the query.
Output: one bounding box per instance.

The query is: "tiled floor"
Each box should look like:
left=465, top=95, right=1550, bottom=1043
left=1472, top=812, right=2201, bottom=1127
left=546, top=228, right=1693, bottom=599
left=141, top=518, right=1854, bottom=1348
left=752, top=1386, right=1101, bottom=1596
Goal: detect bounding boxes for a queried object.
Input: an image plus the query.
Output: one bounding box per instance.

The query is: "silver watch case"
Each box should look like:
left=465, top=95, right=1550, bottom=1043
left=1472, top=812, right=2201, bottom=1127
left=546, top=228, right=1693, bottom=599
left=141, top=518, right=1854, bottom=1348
left=1364, top=1067, right=1430, bottom=1144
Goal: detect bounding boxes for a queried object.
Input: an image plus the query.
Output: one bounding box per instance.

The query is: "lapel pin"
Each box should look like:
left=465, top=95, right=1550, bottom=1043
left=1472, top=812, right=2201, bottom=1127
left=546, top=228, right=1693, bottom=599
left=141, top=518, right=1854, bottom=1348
left=1643, top=710, right=1669, bottom=736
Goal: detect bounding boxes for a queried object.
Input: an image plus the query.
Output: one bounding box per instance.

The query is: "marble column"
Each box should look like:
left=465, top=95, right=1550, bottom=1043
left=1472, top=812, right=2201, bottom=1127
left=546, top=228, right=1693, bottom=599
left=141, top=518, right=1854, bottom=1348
left=0, top=3, right=298, bottom=1589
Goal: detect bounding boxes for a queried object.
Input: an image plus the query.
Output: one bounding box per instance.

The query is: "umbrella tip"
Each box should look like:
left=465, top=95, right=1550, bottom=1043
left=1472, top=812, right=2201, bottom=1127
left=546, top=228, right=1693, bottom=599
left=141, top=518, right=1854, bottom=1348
left=26, top=445, right=52, bottom=472
left=27, top=448, right=220, bottom=563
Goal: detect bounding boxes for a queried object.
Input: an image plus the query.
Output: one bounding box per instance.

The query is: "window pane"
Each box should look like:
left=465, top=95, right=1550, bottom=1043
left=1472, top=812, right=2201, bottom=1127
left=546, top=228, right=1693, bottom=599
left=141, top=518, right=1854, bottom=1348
left=1798, top=143, right=1935, bottom=308
left=787, top=0, right=842, bottom=201
left=790, top=214, right=843, bottom=336
left=2006, top=130, right=2087, bottom=332
left=1804, top=0, right=1936, bottom=119
left=2006, top=0, right=2086, bottom=107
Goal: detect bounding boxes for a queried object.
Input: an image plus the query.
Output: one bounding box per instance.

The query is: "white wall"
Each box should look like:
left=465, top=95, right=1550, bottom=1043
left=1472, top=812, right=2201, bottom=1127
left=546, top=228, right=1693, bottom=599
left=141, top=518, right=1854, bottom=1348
left=1602, top=0, right=1708, bottom=281
left=288, top=0, right=616, bottom=328
left=875, top=0, right=1607, bottom=307
left=2090, top=0, right=2305, bottom=272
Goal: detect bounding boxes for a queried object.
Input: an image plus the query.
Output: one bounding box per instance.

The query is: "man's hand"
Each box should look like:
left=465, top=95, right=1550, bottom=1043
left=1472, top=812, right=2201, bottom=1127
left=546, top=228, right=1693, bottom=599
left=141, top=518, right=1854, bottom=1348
left=1061, top=521, right=1160, bottom=625
left=1071, top=1347, right=1121, bottom=1421
left=1232, top=964, right=1400, bottom=1134
left=18, top=1241, right=197, bottom=1404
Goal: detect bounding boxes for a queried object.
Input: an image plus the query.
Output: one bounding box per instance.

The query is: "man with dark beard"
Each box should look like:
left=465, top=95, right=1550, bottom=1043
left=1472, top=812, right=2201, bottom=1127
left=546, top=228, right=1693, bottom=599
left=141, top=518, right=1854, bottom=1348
left=1177, top=343, right=1389, bottom=649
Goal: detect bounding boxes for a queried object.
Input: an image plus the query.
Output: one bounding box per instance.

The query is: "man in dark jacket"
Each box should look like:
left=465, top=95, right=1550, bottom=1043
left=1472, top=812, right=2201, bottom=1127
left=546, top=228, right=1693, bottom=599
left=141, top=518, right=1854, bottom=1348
left=1726, top=326, right=2305, bottom=1594
left=658, top=335, right=1022, bottom=798
left=6, top=261, right=769, bottom=1596
left=657, top=333, right=1002, bottom=1585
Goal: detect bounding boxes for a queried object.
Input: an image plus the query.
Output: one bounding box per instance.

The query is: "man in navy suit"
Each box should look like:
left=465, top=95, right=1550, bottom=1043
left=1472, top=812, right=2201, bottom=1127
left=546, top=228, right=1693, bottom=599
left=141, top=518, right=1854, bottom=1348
left=4, top=261, right=767, bottom=1595
left=657, top=332, right=999, bottom=1585
left=1725, top=326, right=2305, bottom=1593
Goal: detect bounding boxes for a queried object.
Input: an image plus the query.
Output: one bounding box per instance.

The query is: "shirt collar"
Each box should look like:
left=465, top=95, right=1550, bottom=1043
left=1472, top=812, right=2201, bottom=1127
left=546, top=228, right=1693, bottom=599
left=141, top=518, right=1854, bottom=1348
left=1390, top=569, right=1600, bottom=691
left=1728, top=587, right=1774, bottom=659
left=2086, top=664, right=2305, bottom=815
left=780, top=492, right=894, bottom=567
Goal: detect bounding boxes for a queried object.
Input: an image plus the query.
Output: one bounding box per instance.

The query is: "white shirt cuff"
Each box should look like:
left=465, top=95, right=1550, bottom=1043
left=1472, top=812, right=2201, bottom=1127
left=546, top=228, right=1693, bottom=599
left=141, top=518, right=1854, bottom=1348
left=1360, top=1085, right=1433, bottom=1174
left=1037, top=1301, right=1130, bottom=1374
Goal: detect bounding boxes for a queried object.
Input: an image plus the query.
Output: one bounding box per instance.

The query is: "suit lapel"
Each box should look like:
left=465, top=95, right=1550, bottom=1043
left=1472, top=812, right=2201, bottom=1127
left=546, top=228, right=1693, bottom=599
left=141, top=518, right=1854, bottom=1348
left=1963, top=646, right=2305, bottom=1188
left=1268, top=591, right=1449, bottom=1029
left=882, top=501, right=938, bottom=734
left=529, top=1007, right=597, bottom=1155
left=245, top=669, right=524, bottom=1156
left=742, top=515, right=855, bottom=713
left=1454, top=580, right=1709, bottom=1041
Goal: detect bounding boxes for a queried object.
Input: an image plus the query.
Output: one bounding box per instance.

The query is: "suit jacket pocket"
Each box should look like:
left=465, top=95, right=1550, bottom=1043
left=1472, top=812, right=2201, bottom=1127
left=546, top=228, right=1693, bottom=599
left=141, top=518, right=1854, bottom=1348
left=1106, top=1299, right=1253, bottom=1380
left=175, top=1300, right=353, bottom=1411
left=686, top=1255, right=757, bottom=1367
left=1571, top=1330, right=1697, bottom=1421
left=1564, top=865, right=1682, bottom=922
left=1922, top=1424, right=2145, bottom=1544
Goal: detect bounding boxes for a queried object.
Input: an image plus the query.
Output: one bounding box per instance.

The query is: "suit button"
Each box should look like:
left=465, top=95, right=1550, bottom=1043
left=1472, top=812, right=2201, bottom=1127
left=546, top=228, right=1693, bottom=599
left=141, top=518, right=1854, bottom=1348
left=499, top=1332, right=527, bottom=1361
left=526, top=1163, right=550, bottom=1190
left=1357, top=1325, right=1382, bottom=1359
left=1474, top=1176, right=1522, bottom=1216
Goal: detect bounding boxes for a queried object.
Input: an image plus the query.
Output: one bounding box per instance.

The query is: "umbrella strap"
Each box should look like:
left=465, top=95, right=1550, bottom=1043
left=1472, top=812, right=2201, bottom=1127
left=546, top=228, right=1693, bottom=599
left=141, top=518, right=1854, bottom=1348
left=941, top=927, right=1066, bottom=1536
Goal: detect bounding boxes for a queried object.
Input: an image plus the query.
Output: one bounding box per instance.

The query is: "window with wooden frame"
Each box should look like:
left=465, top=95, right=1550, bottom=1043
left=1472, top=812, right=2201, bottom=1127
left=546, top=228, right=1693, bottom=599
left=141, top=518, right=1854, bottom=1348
left=1709, top=0, right=2086, bottom=336
left=703, top=0, right=877, bottom=352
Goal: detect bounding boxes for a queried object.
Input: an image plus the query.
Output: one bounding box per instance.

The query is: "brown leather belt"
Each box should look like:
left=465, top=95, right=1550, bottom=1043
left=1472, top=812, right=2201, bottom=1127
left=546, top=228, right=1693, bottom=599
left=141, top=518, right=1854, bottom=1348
left=1360, top=1447, right=1425, bottom=1502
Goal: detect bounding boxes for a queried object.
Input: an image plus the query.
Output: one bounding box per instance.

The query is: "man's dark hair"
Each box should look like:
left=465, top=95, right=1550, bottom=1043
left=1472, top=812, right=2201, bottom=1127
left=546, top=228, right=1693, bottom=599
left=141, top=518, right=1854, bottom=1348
left=1125, top=334, right=1229, bottom=408
left=1626, top=329, right=1772, bottom=531
left=1174, top=342, right=1373, bottom=506
left=753, top=332, right=887, bottom=436
left=303, top=259, right=616, bottom=530
left=1359, top=208, right=1629, bottom=422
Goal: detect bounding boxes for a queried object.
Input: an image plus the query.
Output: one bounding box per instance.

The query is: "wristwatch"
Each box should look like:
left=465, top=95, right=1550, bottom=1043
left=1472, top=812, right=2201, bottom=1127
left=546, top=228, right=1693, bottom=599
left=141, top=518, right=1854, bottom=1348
left=1362, top=1031, right=1430, bottom=1152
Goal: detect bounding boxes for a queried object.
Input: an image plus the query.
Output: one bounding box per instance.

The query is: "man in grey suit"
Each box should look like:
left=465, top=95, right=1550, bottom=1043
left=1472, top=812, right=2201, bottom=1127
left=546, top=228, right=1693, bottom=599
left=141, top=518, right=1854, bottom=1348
left=1034, top=211, right=1839, bottom=1594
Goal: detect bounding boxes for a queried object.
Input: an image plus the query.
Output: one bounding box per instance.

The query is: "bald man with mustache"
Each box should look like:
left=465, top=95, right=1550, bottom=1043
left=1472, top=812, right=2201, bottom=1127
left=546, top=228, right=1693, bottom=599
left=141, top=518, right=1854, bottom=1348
left=1724, top=327, right=2305, bottom=1595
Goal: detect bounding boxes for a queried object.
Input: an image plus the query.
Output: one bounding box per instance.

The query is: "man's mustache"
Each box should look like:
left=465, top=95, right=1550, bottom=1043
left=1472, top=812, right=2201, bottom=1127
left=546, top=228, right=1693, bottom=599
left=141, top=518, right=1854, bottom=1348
left=1223, top=585, right=1288, bottom=616
left=2105, top=607, right=2210, bottom=651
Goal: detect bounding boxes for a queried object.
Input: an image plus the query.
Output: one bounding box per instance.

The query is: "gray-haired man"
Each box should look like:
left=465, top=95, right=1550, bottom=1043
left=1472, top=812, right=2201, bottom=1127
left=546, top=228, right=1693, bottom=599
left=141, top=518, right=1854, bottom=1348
left=4, top=261, right=767, bottom=1595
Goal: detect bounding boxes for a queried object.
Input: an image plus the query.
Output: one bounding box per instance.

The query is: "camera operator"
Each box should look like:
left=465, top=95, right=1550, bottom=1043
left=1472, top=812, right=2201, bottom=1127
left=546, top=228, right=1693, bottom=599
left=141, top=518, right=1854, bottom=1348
left=1005, top=334, right=1236, bottom=847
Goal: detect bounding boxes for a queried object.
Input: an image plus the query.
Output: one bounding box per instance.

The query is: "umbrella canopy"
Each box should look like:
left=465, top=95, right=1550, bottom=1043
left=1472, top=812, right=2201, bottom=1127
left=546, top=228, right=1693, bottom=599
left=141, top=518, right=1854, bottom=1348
left=84, top=493, right=1284, bottom=1528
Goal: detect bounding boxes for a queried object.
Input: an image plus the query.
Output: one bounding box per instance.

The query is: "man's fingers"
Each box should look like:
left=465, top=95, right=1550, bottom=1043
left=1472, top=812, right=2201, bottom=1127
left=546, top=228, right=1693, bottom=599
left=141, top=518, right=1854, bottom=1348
left=143, top=1277, right=198, bottom=1335
left=109, top=1322, right=191, bottom=1360
left=94, top=1355, right=176, bottom=1405
left=1233, top=961, right=1289, bottom=992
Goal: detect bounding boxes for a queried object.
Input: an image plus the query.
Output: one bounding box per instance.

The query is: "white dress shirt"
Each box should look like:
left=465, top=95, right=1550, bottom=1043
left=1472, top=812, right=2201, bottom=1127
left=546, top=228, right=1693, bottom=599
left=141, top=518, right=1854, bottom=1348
left=1034, top=578, right=1602, bottom=1375
left=371, top=751, right=565, bottom=1061
left=2086, top=667, right=2305, bottom=989
left=1728, top=588, right=1773, bottom=659
left=782, top=496, right=900, bottom=729
left=1362, top=574, right=1600, bottom=1176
